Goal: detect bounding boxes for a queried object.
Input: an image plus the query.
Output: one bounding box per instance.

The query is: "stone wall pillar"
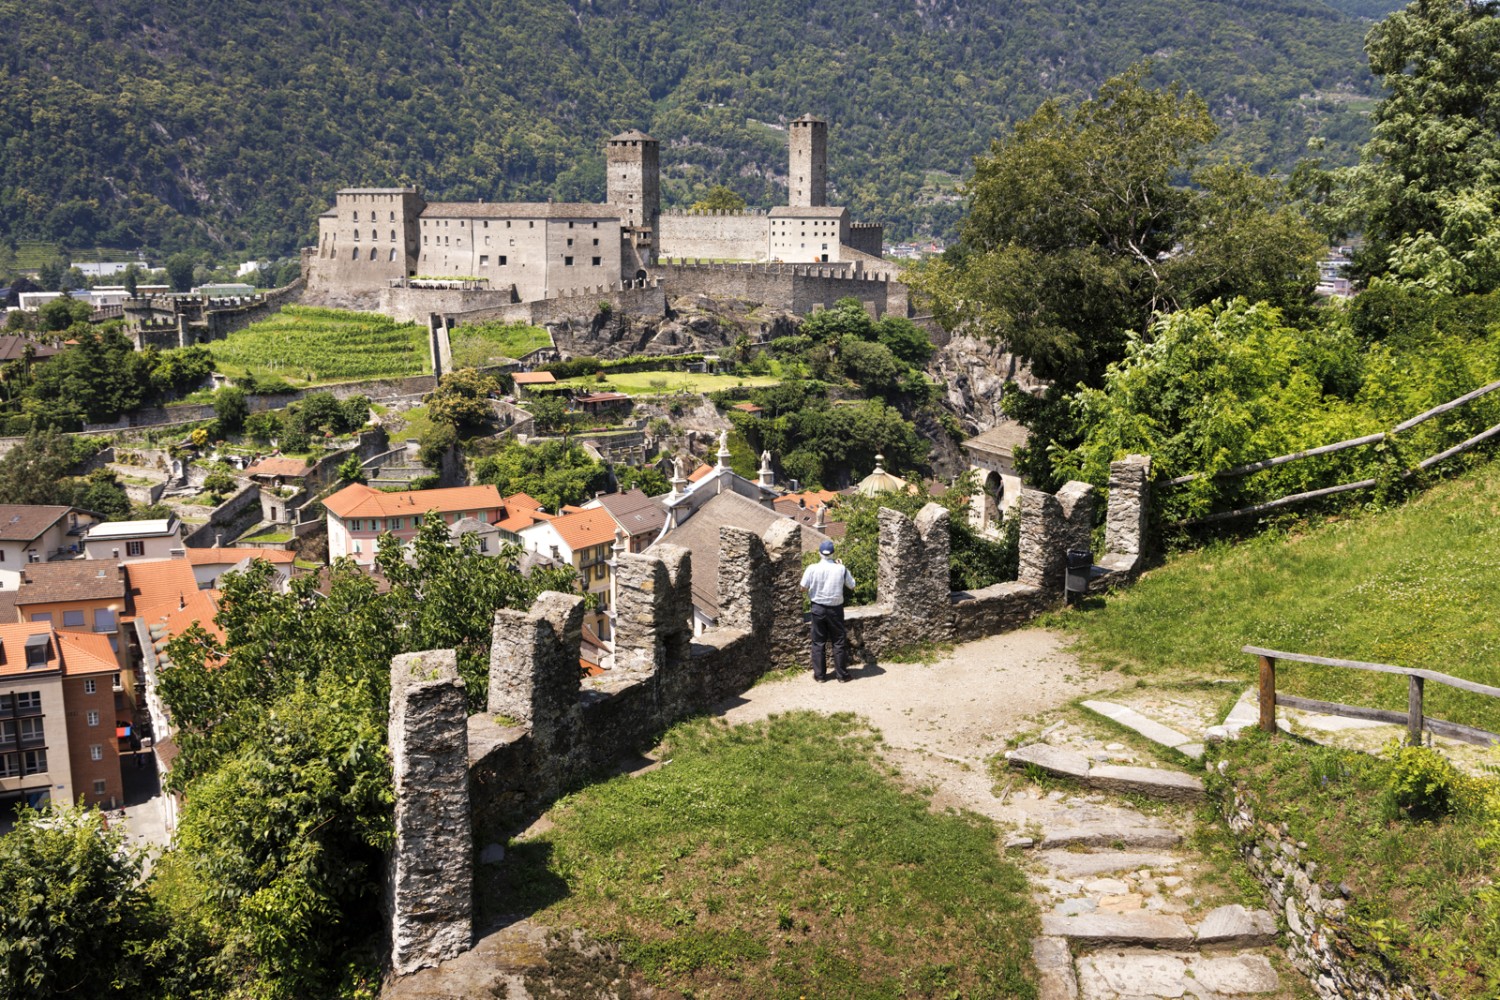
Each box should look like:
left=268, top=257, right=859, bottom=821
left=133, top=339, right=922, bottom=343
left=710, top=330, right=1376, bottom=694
left=613, top=545, right=692, bottom=681
left=1018, top=482, right=1095, bottom=592
left=387, top=649, right=471, bottom=976
left=717, top=526, right=771, bottom=634
left=762, top=519, right=806, bottom=670
left=488, top=591, right=584, bottom=752
left=877, top=503, right=952, bottom=641
left=1104, top=454, right=1151, bottom=569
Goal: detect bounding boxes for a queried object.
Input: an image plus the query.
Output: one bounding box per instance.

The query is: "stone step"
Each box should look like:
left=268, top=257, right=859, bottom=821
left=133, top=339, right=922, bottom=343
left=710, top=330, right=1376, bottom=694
left=1075, top=950, right=1280, bottom=997
left=1040, top=912, right=1195, bottom=949
left=1037, top=849, right=1183, bottom=879
left=1081, top=700, right=1204, bottom=759
left=1038, top=824, right=1182, bottom=851
left=1007, top=743, right=1204, bottom=801
left=1031, top=936, right=1079, bottom=1000
left=1196, top=904, right=1278, bottom=948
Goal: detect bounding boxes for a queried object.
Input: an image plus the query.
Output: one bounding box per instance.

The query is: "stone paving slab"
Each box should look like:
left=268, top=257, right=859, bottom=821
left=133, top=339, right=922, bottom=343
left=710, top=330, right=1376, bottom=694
left=1087, top=764, right=1205, bottom=801
left=1038, top=850, right=1184, bottom=879
left=1082, top=700, right=1196, bottom=751
left=1032, top=935, right=1080, bottom=1000
left=1076, top=950, right=1191, bottom=999
left=1196, top=904, right=1278, bottom=948
left=1040, top=912, right=1195, bottom=948
left=1039, top=824, right=1183, bottom=850
left=1009, top=742, right=1093, bottom=780
left=1188, top=953, right=1280, bottom=993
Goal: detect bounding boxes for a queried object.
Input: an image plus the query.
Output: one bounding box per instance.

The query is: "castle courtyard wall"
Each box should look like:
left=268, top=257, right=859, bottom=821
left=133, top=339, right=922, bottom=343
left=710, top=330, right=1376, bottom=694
left=658, top=210, right=770, bottom=262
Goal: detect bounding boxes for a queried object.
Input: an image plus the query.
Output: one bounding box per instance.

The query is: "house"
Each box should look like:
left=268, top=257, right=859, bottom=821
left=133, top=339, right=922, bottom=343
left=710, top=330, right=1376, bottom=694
left=82, top=518, right=184, bottom=563
left=183, top=546, right=297, bottom=591
left=448, top=517, right=503, bottom=555
left=654, top=434, right=780, bottom=539
left=243, top=457, right=317, bottom=525
left=0, top=505, right=100, bottom=589
left=574, top=391, right=631, bottom=417
left=961, top=421, right=1030, bottom=527
left=516, top=506, right=619, bottom=638
left=511, top=371, right=557, bottom=398
left=14, top=562, right=129, bottom=664
left=0, top=622, right=127, bottom=812
left=0, top=336, right=62, bottom=377
left=583, top=489, right=667, bottom=554
left=324, top=483, right=519, bottom=565
left=649, top=489, right=830, bottom=634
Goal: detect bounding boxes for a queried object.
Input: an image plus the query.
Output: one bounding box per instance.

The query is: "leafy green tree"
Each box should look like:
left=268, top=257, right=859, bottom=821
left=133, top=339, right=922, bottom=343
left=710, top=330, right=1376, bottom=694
left=165, top=253, right=195, bottom=293
left=339, top=393, right=371, bottom=432
left=615, top=463, right=671, bottom=496
left=0, top=806, right=158, bottom=999
left=64, top=467, right=132, bottom=519
left=123, top=262, right=139, bottom=297
left=839, top=338, right=904, bottom=397
left=37, top=294, right=90, bottom=331
left=690, top=184, right=748, bottom=213
left=213, top=385, right=248, bottom=435
left=244, top=409, right=283, bottom=445
left=472, top=438, right=608, bottom=510
left=427, top=368, right=498, bottom=433
left=35, top=259, right=65, bottom=293
left=529, top=394, right=570, bottom=434
left=338, top=453, right=366, bottom=484
left=0, top=430, right=92, bottom=505
left=1352, top=0, right=1500, bottom=291
left=293, top=391, right=345, bottom=436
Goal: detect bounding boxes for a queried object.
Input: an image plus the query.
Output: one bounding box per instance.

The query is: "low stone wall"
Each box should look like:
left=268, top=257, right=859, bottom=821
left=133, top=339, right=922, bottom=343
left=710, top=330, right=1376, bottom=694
left=385, top=464, right=1150, bottom=976
left=183, top=483, right=262, bottom=548
left=1218, top=781, right=1439, bottom=1000
left=650, top=261, right=906, bottom=317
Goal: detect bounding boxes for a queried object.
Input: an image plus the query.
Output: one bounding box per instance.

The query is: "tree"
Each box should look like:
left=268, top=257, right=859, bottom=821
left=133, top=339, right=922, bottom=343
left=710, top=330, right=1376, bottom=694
left=213, top=385, right=248, bottom=435
left=691, top=184, right=747, bottom=214
left=427, top=368, right=498, bottom=433
left=64, top=467, right=132, bottom=519
left=0, top=431, right=90, bottom=505
left=615, top=463, right=670, bottom=496
left=0, top=807, right=158, bottom=999
left=912, top=65, right=1321, bottom=487
left=123, top=262, right=140, bottom=297
left=1352, top=0, right=1500, bottom=290
left=529, top=394, right=570, bottom=434
left=338, top=453, right=366, bottom=484
left=37, top=293, right=90, bottom=331
left=165, top=253, right=195, bottom=293
left=245, top=409, right=283, bottom=445
left=472, top=438, right=608, bottom=510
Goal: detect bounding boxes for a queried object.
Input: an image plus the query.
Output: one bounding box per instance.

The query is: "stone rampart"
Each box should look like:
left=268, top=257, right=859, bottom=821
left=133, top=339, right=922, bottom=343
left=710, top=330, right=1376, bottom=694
left=386, top=472, right=1162, bottom=976
left=650, top=261, right=905, bottom=317
left=657, top=210, right=769, bottom=262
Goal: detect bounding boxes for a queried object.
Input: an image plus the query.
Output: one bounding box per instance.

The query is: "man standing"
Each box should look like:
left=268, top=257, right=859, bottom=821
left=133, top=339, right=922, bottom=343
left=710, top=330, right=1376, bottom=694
left=800, top=539, right=856, bottom=682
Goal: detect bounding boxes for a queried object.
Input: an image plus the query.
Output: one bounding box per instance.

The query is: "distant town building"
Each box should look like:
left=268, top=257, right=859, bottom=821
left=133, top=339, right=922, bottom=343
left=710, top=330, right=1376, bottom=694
left=323, top=483, right=551, bottom=564
left=82, top=518, right=184, bottom=563
left=0, top=505, right=100, bottom=588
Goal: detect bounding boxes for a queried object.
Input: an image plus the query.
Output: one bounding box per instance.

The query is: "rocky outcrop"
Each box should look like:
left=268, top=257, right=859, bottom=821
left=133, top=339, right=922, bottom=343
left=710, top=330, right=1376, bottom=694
left=928, top=331, right=1043, bottom=436
left=548, top=295, right=797, bottom=360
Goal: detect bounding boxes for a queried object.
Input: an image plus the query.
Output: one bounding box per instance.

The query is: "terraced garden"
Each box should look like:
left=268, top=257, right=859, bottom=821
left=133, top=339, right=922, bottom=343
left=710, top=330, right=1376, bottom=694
left=208, top=306, right=429, bottom=385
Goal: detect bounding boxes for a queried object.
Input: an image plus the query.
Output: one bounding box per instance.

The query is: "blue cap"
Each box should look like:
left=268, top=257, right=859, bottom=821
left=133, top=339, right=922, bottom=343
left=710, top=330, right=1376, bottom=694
left=819, top=540, right=835, bottom=555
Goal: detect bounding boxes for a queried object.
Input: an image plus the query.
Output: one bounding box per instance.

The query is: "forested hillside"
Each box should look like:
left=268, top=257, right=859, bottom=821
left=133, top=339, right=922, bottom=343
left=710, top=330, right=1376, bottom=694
left=0, top=0, right=1397, bottom=255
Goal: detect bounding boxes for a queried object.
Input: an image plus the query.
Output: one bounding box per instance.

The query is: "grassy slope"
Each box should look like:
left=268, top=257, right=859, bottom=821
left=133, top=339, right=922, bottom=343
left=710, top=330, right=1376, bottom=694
left=449, top=322, right=552, bottom=368
left=557, top=370, right=781, bottom=394
left=208, top=306, right=428, bottom=385
left=492, top=713, right=1039, bottom=999
left=1063, top=460, right=1500, bottom=731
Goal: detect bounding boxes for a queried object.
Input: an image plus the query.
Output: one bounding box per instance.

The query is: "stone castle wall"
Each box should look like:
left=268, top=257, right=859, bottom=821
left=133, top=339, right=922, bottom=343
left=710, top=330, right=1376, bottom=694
left=384, top=467, right=1159, bottom=974
left=651, top=261, right=907, bottom=317
left=848, top=222, right=884, bottom=259
left=657, top=210, right=770, bottom=262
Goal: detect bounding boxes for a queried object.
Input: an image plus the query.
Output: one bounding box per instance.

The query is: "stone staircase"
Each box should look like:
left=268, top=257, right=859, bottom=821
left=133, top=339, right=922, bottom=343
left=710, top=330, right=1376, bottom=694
left=1004, top=697, right=1299, bottom=999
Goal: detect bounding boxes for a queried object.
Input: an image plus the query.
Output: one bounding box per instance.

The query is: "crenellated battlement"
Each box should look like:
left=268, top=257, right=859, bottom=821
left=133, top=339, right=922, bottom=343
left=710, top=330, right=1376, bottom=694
left=385, top=460, right=1155, bottom=974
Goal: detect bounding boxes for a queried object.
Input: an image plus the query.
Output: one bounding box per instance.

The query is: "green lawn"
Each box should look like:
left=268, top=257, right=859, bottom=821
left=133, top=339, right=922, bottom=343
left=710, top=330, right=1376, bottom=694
left=384, top=404, right=434, bottom=445
left=1062, top=459, right=1500, bottom=732
left=557, top=370, right=780, bottom=395
left=449, top=321, right=551, bottom=368
left=490, top=712, right=1038, bottom=999
left=208, top=306, right=429, bottom=385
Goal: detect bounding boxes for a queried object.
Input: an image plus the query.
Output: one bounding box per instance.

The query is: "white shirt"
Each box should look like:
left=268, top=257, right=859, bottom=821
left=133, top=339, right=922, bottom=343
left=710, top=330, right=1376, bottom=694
left=800, top=556, right=855, bottom=606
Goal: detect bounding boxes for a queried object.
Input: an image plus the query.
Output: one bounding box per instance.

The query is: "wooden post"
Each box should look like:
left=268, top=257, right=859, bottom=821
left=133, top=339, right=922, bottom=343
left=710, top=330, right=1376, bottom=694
left=1258, top=655, right=1277, bottom=733
left=1408, top=674, right=1424, bottom=745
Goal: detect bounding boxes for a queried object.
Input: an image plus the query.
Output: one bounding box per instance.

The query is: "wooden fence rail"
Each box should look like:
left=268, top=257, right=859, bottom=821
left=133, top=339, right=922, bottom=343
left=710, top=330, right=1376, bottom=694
left=1243, top=645, right=1500, bottom=747
left=1168, top=377, right=1500, bottom=525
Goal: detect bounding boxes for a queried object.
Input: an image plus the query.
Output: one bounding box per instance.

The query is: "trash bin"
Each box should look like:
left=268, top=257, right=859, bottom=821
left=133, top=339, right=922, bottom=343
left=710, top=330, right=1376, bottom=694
left=1064, top=548, right=1092, bottom=603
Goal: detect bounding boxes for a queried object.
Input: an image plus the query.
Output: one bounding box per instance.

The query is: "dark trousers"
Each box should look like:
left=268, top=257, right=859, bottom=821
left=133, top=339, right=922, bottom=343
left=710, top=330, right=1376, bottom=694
left=810, top=602, right=850, bottom=680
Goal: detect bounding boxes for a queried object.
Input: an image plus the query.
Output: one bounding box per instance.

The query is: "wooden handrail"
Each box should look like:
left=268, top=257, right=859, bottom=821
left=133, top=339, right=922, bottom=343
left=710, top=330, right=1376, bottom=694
left=1242, top=645, right=1500, bottom=747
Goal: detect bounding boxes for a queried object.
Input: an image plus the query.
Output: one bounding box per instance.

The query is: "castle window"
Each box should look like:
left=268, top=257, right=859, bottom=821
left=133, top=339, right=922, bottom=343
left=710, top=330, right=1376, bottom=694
left=352, top=248, right=359, bottom=260
left=353, top=229, right=360, bottom=241
left=567, top=238, right=573, bottom=246
left=564, top=256, right=574, bottom=266
left=423, top=235, right=428, bottom=245
left=484, top=236, right=490, bottom=246
left=390, top=211, right=395, bottom=221
left=480, top=255, right=489, bottom=267
left=498, top=256, right=507, bottom=265
left=390, top=230, right=396, bottom=241
left=460, top=221, right=464, bottom=227
left=592, top=257, right=601, bottom=266
left=390, top=249, right=398, bottom=261
left=506, top=221, right=511, bottom=228
left=568, top=222, right=574, bottom=229
left=483, top=221, right=488, bottom=228
left=593, top=238, right=599, bottom=246
left=352, top=211, right=359, bottom=222
left=529, top=221, right=534, bottom=228
left=370, top=248, right=377, bottom=260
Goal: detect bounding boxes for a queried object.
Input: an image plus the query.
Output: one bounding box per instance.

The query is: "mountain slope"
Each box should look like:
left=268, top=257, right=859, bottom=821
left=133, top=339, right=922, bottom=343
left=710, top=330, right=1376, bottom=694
left=0, top=0, right=1390, bottom=254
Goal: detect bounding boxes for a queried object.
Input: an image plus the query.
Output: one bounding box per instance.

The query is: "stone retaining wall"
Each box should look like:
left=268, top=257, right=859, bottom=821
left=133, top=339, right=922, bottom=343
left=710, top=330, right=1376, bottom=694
left=1218, top=782, right=1439, bottom=1000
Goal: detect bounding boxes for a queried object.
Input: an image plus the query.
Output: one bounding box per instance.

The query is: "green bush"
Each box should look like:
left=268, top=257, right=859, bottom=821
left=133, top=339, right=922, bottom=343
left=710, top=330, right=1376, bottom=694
left=1382, top=740, right=1486, bottom=821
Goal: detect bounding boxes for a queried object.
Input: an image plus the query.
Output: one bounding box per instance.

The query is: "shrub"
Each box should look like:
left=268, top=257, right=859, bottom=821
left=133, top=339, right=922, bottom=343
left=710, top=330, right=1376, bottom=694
left=1383, top=740, right=1486, bottom=821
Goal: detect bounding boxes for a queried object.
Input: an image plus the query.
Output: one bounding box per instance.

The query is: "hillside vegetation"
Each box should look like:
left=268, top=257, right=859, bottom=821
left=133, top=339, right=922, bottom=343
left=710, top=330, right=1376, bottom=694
left=0, top=0, right=1399, bottom=253
left=1063, top=458, right=1500, bottom=733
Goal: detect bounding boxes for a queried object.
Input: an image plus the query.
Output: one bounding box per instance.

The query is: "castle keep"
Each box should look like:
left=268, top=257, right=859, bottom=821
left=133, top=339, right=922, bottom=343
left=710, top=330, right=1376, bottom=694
left=305, top=115, right=890, bottom=321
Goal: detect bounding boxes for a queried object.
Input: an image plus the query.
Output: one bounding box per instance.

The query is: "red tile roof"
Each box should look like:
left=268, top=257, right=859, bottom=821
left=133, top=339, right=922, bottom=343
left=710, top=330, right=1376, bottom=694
left=537, top=507, right=618, bottom=553
left=324, top=483, right=503, bottom=520
left=0, top=622, right=115, bottom=677
left=512, top=371, right=557, bottom=385
left=124, top=559, right=201, bottom=619
left=183, top=546, right=296, bottom=566
left=16, top=561, right=127, bottom=606
left=687, top=463, right=713, bottom=483
left=244, top=457, right=315, bottom=478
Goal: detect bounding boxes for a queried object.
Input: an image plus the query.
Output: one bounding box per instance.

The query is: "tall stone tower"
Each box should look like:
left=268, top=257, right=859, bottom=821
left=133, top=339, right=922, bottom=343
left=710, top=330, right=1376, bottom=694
left=606, top=129, right=660, bottom=232
left=788, top=114, right=827, bottom=208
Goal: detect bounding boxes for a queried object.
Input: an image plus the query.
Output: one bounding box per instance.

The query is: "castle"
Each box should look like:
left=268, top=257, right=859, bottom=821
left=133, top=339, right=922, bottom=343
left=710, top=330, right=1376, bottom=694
left=304, top=115, right=894, bottom=322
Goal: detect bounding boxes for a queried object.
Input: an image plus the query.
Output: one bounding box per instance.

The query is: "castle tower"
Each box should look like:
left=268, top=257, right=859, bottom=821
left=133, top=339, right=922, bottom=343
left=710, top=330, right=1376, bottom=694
left=788, top=114, right=827, bottom=208
left=606, top=130, right=660, bottom=232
